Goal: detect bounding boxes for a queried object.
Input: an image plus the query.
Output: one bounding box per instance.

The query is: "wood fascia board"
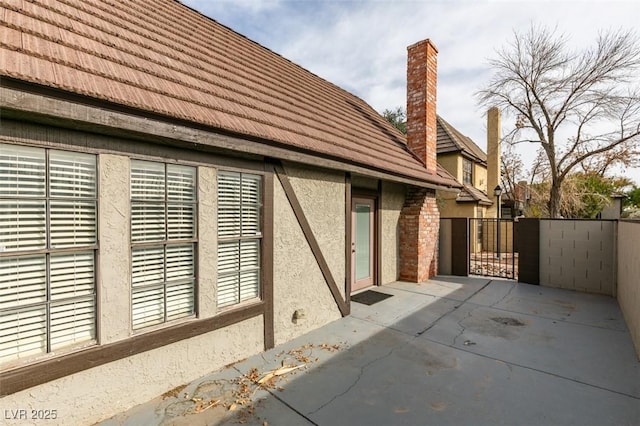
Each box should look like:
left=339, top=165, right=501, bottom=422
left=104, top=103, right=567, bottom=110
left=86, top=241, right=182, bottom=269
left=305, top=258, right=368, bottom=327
left=271, top=161, right=349, bottom=317
left=0, top=86, right=459, bottom=192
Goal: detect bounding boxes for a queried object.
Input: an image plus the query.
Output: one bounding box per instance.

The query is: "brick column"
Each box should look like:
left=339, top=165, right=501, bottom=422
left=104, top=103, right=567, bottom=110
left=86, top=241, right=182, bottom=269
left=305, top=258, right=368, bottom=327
left=399, top=187, right=440, bottom=282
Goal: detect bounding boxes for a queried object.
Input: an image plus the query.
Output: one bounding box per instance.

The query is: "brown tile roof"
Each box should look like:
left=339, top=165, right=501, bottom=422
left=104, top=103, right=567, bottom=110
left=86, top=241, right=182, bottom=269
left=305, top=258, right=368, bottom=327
left=456, top=184, right=493, bottom=205
left=0, top=0, right=459, bottom=188
left=437, top=115, right=487, bottom=165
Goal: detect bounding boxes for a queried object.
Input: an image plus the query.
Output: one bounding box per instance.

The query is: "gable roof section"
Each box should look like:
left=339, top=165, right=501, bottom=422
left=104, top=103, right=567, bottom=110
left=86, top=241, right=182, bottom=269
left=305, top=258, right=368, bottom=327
left=436, top=115, right=487, bottom=165
left=0, top=0, right=459, bottom=189
left=456, top=184, right=493, bottom=206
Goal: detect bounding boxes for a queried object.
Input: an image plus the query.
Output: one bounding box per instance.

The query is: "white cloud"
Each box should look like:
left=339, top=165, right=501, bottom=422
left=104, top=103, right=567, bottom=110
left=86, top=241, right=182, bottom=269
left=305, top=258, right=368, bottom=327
left=183, top=0, right=640, bottom=184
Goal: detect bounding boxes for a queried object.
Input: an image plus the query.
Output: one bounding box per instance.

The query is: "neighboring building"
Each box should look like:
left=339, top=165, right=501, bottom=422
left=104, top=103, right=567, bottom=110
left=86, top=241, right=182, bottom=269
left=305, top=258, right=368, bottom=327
left=0, top=1, right=459, bottom=424
left=435, top=113, right=496, bottom=219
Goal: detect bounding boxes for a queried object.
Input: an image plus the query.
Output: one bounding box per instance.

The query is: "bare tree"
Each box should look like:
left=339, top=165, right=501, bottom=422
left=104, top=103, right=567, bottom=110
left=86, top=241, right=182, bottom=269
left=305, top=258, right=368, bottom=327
left=478, top=25, right=640, bottom=217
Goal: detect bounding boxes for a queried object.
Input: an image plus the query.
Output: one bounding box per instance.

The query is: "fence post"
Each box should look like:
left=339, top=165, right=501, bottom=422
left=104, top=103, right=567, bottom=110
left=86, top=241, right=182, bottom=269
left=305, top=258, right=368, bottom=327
left=451, top=218, right=469, bottom=276
left=516, top=218, right=540, bottom=285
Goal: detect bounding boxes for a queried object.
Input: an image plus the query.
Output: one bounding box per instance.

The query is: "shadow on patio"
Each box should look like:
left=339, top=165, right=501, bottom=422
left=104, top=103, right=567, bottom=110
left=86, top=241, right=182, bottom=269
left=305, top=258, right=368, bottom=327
left=100, top=277, right=640, bottom=426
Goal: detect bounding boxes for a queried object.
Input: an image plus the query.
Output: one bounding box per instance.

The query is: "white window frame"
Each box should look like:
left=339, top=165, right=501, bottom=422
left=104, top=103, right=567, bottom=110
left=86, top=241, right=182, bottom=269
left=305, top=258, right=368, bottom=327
left=217, top=171, right=262, bottom=309
left=0, top=144, right=98, bottom=367
left=130, top=160, right=197, bottom=331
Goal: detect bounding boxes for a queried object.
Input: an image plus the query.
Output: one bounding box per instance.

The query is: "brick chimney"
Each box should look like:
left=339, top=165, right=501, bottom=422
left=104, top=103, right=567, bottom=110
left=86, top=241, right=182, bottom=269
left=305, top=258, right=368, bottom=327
left=399, top=39, right=440, bottom=283
left=406, top=39, right=438, bottom=173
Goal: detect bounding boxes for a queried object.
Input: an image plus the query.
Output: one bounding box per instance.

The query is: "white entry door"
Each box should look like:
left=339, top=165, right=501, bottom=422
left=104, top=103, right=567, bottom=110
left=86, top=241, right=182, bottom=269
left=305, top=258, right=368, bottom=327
left=351, top=198, right=375, bottom=292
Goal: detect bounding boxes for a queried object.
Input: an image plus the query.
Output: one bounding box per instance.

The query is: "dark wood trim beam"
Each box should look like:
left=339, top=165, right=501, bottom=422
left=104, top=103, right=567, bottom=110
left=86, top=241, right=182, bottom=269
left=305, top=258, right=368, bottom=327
left=0, top=303, right=265, bottom=396
left=273, top=162, right=349, bottom=317
left=345, top=173, right=352, bottom=313
left=262, top=166, right=275, bottom=349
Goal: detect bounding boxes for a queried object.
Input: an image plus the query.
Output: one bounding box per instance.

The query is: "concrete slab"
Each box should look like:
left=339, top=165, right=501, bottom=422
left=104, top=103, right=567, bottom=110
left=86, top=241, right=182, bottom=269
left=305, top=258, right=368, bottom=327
left=99, top=278, right=640, bottom=426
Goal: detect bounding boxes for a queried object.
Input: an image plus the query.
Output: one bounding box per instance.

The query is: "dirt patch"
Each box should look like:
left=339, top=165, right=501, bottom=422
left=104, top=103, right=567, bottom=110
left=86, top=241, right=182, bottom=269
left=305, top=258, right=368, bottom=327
left=490, top=317, right=526, bottom=326
left=161, top=342, right=347, bottom=425
left=162, top=384, right=188, bottom=400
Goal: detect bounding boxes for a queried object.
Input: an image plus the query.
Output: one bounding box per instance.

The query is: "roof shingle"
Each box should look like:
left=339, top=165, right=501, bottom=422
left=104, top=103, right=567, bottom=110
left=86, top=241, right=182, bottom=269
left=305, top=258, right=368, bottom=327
left=437, top=115, right=487, bottom=164
left=0, top=0, right=459, bottom=188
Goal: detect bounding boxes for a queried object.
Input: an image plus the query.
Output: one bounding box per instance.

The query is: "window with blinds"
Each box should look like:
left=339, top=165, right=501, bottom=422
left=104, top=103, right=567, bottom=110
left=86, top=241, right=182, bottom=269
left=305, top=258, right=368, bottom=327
left=0, top=144, right=97, bottom=365
left=130, top=160, right=196, bottom=330
left=217, top=172, right=262, bottom=308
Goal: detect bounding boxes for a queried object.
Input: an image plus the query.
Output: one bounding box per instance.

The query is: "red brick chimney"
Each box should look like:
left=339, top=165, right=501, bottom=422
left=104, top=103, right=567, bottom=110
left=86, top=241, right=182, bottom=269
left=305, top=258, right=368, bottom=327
left=399, top=39, right=440, bottom=283
left=406, top=39, right=438, bottom=173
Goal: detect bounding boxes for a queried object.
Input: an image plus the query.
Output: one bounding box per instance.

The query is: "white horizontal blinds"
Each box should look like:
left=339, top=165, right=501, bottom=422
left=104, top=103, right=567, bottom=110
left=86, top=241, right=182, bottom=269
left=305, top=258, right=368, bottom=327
left=0, top=256, right=47, bottom=360
left=217, top=241, right=240, bottom=307
left=131, top=247, right=165, bottom=329
left=0, top=306, right=46, bottom=363
left=0, top=144, right=96, bottom=365
left=167, top=165, right=196, bottom=240
left=131, top=161, right=166, bottom=243
left=49, top=151, right=96, bottom=249
left=238, top=240, right=260, bottom=301
left=218, top=173, right=241, bottom=238
left=0, top=256, right=46, bottom=310
left=166, top=244, right=194, bottom=320
left=0, top=144, right=46, bottom=252
left=217, top=172, right=261, bottom=308
left=130, top=161, right=196, bottom=330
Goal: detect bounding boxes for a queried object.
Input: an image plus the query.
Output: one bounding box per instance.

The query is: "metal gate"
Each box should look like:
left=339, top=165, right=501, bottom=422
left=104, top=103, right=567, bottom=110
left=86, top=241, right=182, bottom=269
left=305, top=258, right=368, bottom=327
left=469, top=218, right=517, bottom=279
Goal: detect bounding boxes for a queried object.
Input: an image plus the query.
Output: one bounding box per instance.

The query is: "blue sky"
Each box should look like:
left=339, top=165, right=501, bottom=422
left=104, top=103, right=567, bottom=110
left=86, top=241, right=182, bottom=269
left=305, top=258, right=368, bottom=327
left=182, top=0, right=640, bottom=184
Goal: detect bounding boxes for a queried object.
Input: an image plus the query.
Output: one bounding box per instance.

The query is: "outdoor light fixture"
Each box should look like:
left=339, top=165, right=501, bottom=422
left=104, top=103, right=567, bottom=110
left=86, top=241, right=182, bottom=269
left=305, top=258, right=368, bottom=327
left=494, top=185, right=503, bottom=198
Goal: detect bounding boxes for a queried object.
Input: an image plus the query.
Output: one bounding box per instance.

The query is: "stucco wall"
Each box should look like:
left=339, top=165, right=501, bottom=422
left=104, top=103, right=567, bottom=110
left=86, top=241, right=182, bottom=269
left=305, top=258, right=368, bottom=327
left=540, top=220, right=616, bottom=295
left=197, top=166, right=218, bottom=318
left=1, top=316, right=263, bottom=426
left=272, top=164, right=344, bottom=345
left=617, top=221, right=640, bottom=359
left=437, top=154, right=460, bottom=182
left=98, top=154, right=131, bottom=343
left=474, top=163, right=488, bottom=193
left=380, top=181, right=405, bottom=284
left=438, top=196, right=476, bottom=218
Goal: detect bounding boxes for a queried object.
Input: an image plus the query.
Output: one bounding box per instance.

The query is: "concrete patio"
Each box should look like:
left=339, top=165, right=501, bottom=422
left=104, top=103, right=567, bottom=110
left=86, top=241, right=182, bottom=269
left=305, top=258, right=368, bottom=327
left=100, top=277, right=640, bottom=426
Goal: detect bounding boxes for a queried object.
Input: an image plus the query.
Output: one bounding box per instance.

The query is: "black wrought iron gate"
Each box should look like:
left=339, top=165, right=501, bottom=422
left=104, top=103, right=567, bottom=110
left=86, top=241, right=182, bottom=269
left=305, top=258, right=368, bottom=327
left=469, top=218, right=517, bottom=280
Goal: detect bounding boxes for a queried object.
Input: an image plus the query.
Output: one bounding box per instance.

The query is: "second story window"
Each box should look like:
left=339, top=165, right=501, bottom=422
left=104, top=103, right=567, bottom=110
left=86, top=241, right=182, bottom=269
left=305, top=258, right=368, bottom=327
left=463, top=159, right=473, bottom=185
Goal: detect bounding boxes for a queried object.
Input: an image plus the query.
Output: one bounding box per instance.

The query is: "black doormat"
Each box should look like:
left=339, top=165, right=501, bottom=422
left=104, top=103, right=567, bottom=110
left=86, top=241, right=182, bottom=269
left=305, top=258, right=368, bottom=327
left=351, top=290, right=393, bottom=306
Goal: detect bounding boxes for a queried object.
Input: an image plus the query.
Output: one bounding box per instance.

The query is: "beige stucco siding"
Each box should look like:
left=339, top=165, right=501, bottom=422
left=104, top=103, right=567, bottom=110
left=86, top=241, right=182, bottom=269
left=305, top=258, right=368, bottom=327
left=2, top=316, right=263, bottom=426
left=98, top=154, right=131, bottom=343
left=272, top=164, right=344, bottom=345
left=380, top=181, right=405, bottom=284
left=474, top=163, right=487, bottom=192
left=197, top=166, right=218, bottom=318
left=438, top=154, right=461, bottom=182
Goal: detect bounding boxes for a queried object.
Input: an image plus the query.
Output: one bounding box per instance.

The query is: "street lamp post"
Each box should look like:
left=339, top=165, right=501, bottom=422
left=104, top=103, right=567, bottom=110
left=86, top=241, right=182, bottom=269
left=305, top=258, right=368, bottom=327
left=494, top=185, right=502, bottom=259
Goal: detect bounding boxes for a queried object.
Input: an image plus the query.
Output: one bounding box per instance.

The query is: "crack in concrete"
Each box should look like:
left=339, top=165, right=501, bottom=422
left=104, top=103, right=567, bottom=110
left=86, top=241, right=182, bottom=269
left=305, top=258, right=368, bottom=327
left=306, top=346, right=397, bottom=416
left=452, top=305, right=481, bottom=346
left=424, top=337, right=640, bottom=401
left=490, top=283, right=517, bottom=309
left=415, top=280, right=494, bottom=337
